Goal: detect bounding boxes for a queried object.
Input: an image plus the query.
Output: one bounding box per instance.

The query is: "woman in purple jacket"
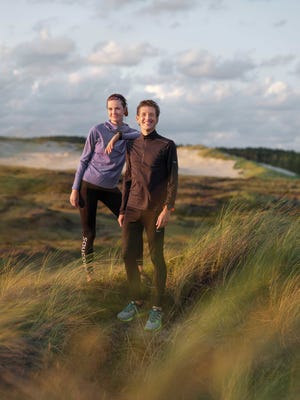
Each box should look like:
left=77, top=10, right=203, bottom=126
left=70, top=94, right=142, bottom=282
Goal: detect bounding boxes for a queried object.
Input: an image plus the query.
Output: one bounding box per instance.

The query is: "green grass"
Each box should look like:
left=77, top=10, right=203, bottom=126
left=0, top=165, right=299, bottom=399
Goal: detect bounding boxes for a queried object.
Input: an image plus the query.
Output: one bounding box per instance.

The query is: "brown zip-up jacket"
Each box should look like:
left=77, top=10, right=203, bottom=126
left=120, top=130, right=178, bottom=213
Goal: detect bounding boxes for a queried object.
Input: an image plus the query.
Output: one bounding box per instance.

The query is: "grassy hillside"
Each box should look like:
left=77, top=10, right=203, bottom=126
left=0, top=166, right=299, bottom=399
left=179, top=144, right=300, bottom=179
left=1, top=165, right=299, bottom=260
left=0, top=135, right=86, bottom=145
left=218, top=147, right=300, bottom=175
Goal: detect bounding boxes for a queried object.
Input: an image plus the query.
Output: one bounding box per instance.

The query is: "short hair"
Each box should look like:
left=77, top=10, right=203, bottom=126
left=136, top=100, right=160, bottom=118
left=106, top=93, right=128, bottom=116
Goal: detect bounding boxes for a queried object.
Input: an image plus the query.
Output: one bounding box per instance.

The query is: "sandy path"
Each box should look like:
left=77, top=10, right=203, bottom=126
left=0, top=141, right=242, bottom=178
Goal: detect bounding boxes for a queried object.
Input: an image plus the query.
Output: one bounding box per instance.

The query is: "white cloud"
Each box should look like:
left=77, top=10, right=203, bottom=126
left=264, top=80, right=289, bottom=104
left=31, top=80, right=40, bottom=93
left=145, top=85, right=184, bottom=100
left=293, top=62, right=300, bottom=77
left=260, top=54, right=296, bottom=68
left=10, top=33, right=80, bottom=75
left=39, top=28, right=50, bottom=40
left=26, top=0, right=200, bottom=14
left=177, top=50, right=256, bottom=80
left=142, top=0, right=198, bottom=13
left=67, top=66, right=109, bottom=85
left=68, top=72, right=81, bottom=84
left=89, top=40, right=159, bottom=66
left=1, top=0, right=299, bottom=150
left=145, top=76, right=300, bottom=150
left=28, top=0, right=90, bottom=4
left=265, top=81, right=287, bottom=96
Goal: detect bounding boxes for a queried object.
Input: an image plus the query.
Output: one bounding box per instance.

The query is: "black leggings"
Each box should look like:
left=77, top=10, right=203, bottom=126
left=122, top=207, right=166, bottom=307
left=79, top=181, right=142, bottom=272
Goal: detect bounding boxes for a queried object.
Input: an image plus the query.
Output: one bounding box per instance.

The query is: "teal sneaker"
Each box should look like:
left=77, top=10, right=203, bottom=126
left=117, top=301, right=141, bottom=322
left=144, top=307, right=162, bottom=331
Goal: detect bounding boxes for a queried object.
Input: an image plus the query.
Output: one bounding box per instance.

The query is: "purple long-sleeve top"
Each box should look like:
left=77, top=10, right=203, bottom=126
left=72, top=121, right=139, bottom=190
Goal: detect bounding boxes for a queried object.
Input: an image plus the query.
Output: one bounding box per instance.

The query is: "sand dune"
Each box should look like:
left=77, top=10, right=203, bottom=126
left=0, top=139, right=243, bottom=178
left=178, top=148, right=242, bottom=178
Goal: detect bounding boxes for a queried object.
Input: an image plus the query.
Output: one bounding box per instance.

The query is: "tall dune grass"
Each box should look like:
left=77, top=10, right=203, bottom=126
left=126, top=202, right=299, bottom=400
left=170, top=201, right=299, bottom=305
left=0, top=202, right=299, bottom=399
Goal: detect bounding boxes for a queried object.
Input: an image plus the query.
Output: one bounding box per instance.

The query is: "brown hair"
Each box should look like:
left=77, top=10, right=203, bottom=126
left=106, top=93, right=128, bottom=116
left=136, top=99, right=160, bottom=118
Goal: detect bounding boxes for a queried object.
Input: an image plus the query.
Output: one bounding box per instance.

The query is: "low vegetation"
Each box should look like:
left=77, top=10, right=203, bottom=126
left=0, top=163, right=299, bottom=399
left=218, top=147, right=300, bottom=175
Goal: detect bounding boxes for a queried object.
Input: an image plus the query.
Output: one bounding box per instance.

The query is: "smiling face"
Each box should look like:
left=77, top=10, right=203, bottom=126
left=107, top=99, right=126, bottom=126
left=136, top=105, right=159, bottom=135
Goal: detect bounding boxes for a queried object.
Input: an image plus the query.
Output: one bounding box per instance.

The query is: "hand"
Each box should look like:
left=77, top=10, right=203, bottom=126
left=118, top=214, right=125, bottom=227
left=156, top=206, right=171, bottom=230
left=70, top=189, right=79, bottom=208
left=105, top=133, right=120, bottom=154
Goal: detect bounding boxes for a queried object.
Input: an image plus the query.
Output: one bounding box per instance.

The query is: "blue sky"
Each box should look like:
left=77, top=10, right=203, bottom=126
left=1, top=0, right=300, bottom=150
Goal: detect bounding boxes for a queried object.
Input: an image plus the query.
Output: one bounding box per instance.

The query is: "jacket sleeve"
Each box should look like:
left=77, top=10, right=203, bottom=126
left=164, top=141, right=178, bottom=210
left=119, top=143, right=132, bottom=214
left=120, top=127, right=140, bottom=140
left=72, top=127, right=97, bottom=190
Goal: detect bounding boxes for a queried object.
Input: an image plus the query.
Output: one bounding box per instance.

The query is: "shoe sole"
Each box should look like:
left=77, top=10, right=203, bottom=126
left=117, top=316, right=135, bottom=322
left=117, top=312, right=146, bottom=322
left=144, top=324, right=162, bottom=332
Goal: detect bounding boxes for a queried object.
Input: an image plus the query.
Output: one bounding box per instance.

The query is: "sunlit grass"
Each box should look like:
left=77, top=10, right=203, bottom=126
left=0, top=201, right=299, bottom=399
left=126, top=203, right=299, bottom=400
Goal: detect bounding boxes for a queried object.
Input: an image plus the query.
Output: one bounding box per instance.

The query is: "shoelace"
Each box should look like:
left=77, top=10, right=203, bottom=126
left=149, top=309, right=161, bottom=322
left=124, top=302, right=136, bottom=312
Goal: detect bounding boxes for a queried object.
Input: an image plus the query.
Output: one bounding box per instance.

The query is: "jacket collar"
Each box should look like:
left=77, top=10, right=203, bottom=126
left=104, top=121, right=128, bottom=131
left=142, top=130, right=158, bottom=139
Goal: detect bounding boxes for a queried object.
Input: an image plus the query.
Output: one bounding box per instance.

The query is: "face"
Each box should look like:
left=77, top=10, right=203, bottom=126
left=136, top=106, right=158, bottom=135
left=107, top=99, right=126, bottom=126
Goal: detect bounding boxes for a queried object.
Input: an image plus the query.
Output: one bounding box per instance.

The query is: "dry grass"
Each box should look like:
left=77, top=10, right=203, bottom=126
left=0, top=165, right=299, bottom=399
left=125, top=203, right=299, bottom=400
left=0, top=202, right=298, bottom=399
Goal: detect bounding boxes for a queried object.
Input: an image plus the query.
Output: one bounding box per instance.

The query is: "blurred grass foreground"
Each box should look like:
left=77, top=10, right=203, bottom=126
left=0, top=201, right=299, bottom=400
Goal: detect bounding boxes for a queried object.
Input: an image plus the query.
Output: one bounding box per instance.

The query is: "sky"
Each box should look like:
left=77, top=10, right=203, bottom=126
left=1, top=0, right=300, bottom=150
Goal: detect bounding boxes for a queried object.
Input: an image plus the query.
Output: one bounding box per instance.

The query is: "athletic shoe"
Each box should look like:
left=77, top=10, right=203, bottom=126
left=117, top=301, right=141, bottom=322
left=144, top=307, right=162, bottom=331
